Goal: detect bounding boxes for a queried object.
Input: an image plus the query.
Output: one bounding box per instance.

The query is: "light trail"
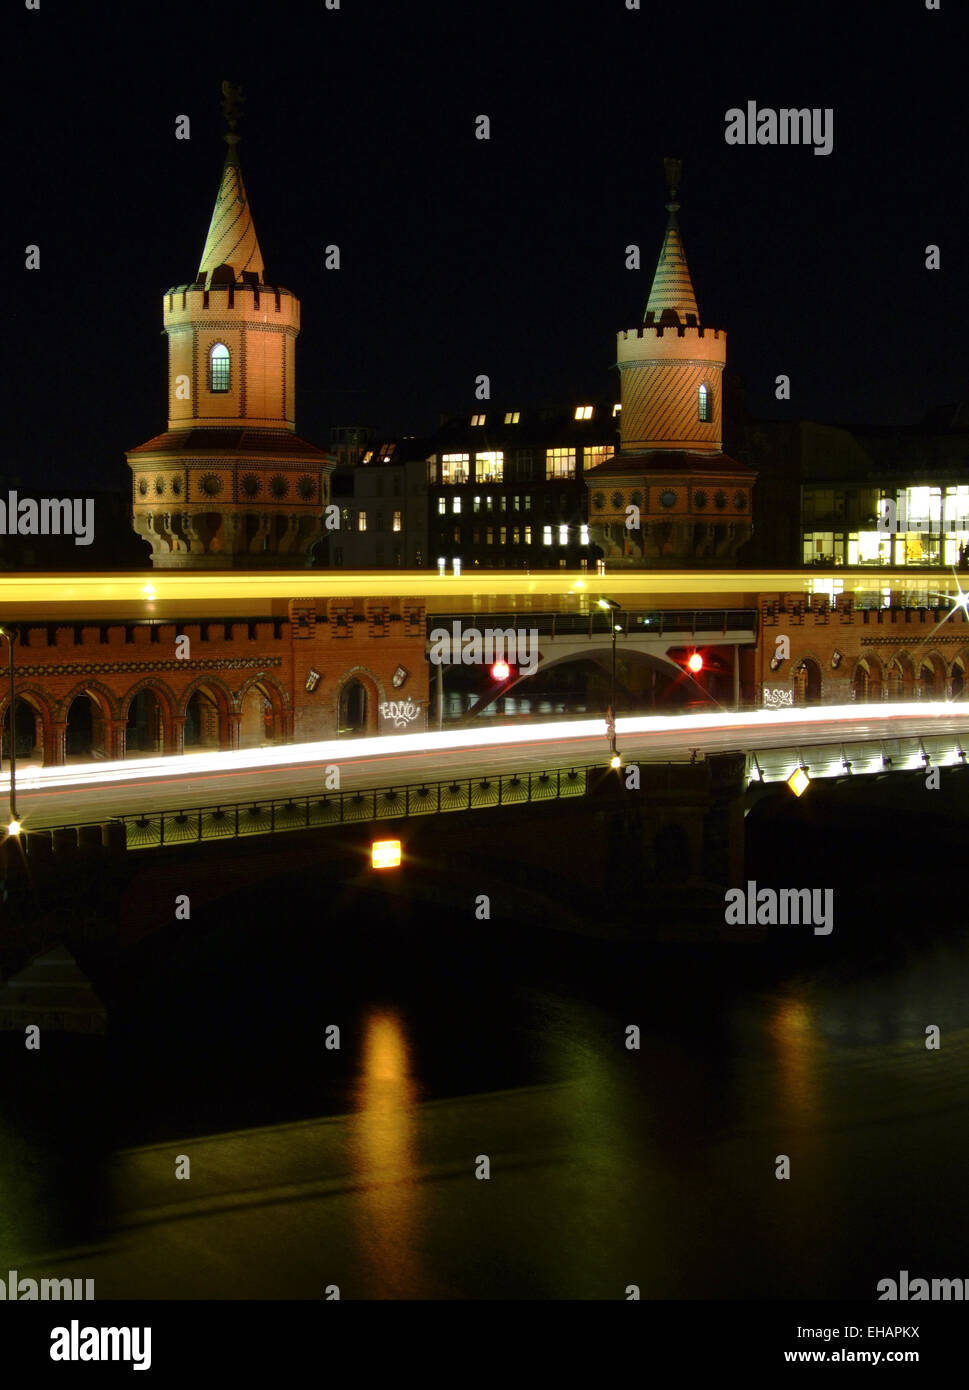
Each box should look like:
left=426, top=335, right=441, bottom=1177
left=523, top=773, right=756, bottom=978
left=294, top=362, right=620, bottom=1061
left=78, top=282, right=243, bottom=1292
left=2, top=701, right=967, bottom=796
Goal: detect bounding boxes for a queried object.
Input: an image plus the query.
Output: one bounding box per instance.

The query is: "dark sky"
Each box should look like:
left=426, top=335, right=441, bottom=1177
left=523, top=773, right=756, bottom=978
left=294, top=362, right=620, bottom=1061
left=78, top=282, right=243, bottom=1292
left=5, top=0, right=967, bottom=492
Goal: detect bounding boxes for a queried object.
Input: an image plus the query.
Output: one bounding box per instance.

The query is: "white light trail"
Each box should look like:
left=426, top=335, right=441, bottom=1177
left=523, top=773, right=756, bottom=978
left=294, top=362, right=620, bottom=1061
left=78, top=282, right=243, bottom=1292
left=1, top=701, right=967, bottom=795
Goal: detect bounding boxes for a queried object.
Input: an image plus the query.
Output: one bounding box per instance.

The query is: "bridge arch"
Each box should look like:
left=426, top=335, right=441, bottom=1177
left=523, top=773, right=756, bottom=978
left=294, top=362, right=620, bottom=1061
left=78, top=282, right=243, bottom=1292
left=885, top=652, right=914, bottom=701
left=793, top=655, right=823, bottom=705
left=179, top=675, right=235, bottom=751
left=122, top=678, right=178, bottom=757
left=0, top=685, right=52, bottom=764
left=58, top=680, right=122, bottom=761
left=235, top=671, right=291, bottom=746
left=916, top=651, right=946, bottom=701
left=851, top=654, right=883, bottom=703
left=334, top=666, right=384, bottom=735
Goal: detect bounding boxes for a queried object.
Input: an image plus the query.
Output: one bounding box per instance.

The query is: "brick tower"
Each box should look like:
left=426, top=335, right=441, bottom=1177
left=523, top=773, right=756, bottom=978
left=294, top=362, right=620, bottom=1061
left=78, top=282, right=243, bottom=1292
left=127, top=82, right=334, bottom=568
left=586, top=160, right=754, bottom=566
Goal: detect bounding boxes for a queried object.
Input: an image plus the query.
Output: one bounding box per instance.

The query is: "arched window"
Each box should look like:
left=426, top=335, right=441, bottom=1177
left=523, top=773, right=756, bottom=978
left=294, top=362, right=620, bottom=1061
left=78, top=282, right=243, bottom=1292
left=209, top=343, right=230, bottom=393
left=698, top=383, right=712, bottom=422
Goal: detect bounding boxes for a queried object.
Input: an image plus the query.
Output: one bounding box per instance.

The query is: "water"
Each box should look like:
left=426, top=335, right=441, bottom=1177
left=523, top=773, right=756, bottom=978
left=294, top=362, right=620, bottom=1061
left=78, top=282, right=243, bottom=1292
left=2, top=800, right=968, bottom=1297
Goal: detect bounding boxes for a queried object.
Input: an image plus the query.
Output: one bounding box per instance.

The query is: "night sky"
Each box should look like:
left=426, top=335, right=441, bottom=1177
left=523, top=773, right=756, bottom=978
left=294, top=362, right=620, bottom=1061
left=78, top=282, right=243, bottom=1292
left=6, top=0, right=967, bottom=493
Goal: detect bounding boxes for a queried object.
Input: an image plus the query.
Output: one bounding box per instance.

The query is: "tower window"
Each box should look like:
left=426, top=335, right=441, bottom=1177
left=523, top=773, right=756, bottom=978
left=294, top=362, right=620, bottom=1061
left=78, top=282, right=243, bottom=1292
left=698, top=384, right=712, bottom=422
left=209, top=343, right=230, bottom=393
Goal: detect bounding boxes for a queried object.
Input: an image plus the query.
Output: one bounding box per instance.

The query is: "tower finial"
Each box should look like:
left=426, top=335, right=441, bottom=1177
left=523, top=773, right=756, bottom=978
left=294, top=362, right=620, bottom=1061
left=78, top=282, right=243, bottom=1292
left=221, top=80, right=245, bottom=148
left=663, top=157, right=682, bottom=214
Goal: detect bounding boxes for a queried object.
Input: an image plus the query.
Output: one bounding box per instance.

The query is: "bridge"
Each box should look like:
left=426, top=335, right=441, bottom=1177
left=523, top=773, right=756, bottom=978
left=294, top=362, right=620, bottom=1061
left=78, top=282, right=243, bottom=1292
left=426, top=607, right=757, bottom=713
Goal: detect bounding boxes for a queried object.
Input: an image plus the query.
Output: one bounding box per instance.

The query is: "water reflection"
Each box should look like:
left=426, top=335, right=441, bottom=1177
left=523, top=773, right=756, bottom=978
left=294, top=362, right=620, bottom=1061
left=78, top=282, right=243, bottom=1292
left=348, top=1010, right=424, bottom=1299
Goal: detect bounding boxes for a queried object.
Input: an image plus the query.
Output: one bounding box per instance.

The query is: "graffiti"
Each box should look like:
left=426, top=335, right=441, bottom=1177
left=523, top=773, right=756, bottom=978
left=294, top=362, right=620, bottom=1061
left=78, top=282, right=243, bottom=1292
left=763, top=686, right=793, bottom=708
left=379, top=699, right=420, bottom=727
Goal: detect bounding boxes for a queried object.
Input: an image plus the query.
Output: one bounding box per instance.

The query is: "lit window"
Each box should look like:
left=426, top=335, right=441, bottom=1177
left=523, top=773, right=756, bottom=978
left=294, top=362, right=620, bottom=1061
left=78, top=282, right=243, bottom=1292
left=543, top=525, right=553, bottom=545
left=612, top=403, right=622, bottom=417
left=499, top=526, right=507, bottom=544
left=524, top=525, right=532, bottom=544
left=392, top=511, right=402, bottom=532
left=504, top=411, right=520, bottom=424
left=546, top=449, right=576, bottom=480
left=486, top=527, right=494, bottom=544
left=584, top=445, right=615, bottom=470
left=512, top=526, right=521, bottom=544
left=358, top=511, right=367, bottom=531
left=452, top=498, right=462, bottom=514
left=470, top=414, right=486, bottom=426
left=473, top=495, right=482, bottom=513
left=698, top=384, right=712, bottom=422
left=442, top=453, right=470, bottom=484
left=341, top=507, right=351, bottom=528
left=437, top=497, right=446, bottom=515
left=362, top=450, right=374, bottom=463
left=486, top=495, right=494, bottom=512
left=580, top=524, right=589, bottom=545
left=209, top=343, right=230, bottom=392
left=475, top=451, right=504, bottom=482
left=559, top=524, right=568, bottom=545
left=574, top=405, right=593, bottom=420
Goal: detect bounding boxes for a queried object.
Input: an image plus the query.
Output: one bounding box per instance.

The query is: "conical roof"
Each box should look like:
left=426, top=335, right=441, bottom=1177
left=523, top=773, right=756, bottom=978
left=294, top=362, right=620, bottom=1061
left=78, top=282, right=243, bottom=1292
left=198, top=134, right=265, bottom=284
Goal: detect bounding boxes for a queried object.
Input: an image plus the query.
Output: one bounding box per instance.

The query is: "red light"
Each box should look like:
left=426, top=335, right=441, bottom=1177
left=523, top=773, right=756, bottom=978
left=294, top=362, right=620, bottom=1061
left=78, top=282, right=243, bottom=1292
left=687, top=653, right=704, bottom=674
left=491, top=661, right=511, bottom=681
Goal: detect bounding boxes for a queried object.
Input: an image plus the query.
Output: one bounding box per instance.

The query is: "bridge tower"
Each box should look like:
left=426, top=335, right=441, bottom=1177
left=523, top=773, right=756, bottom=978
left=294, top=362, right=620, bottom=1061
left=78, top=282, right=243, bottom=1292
left=586, top=160, right=755, bottom=567
left=126, top=82, right=334, bottom=568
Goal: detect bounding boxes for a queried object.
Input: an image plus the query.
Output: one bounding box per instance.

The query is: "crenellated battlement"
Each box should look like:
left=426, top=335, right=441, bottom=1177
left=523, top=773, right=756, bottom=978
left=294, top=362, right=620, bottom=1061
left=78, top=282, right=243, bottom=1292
left=621, top=324, right=726, bottom=342
left=618, top=324, right=726, bottom=368
left=164, top=282, right=300, bottom=331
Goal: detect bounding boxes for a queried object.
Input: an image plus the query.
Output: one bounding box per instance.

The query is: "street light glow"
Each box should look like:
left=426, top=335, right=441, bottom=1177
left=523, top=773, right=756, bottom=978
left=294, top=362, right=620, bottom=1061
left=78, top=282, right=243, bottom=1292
left=371, top=839, right=402, bottom=869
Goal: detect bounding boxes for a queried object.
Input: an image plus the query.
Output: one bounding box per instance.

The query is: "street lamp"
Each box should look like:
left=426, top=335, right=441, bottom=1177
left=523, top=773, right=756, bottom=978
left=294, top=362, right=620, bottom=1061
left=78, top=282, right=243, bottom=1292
left=597, top=597, right=622, bottom=767
left=0, top=626, right=20, bottom=836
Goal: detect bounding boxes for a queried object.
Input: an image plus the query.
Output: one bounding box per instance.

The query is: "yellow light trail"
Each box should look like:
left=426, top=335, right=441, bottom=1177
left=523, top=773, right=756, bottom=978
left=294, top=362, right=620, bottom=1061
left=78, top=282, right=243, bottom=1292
left=0, top=568, right=961, bottom=618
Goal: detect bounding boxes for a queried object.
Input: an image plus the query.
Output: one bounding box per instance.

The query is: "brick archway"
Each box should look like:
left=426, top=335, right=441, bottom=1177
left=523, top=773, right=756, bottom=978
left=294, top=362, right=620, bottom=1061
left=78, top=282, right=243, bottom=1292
left=235, top=672, right=292, bottom=746
left=58, top=680, right=123, bottom=762
left=334, top=667, right=384, bottom=735
left=179, top=675, right=235, bottom=752
left=121, top=678, right=178, bottom=757
left=851, top=655, right=883, bottom=703
left=0, top=685, right=52, bottom=765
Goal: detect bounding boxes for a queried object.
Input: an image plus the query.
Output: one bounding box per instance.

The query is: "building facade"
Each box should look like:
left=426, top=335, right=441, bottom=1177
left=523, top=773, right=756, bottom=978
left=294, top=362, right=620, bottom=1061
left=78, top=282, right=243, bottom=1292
left=419, top=401, right=614, bottom=571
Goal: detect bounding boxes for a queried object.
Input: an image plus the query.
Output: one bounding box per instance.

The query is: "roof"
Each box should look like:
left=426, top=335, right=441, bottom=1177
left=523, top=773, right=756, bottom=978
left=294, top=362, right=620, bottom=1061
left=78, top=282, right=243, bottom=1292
left=198, top=136, right=265, bottom=286
left=585, top=449, right=756, bottom=477
left=644, top=210, right=700, bottom=326
left=127, top=429, right=334, bottom=462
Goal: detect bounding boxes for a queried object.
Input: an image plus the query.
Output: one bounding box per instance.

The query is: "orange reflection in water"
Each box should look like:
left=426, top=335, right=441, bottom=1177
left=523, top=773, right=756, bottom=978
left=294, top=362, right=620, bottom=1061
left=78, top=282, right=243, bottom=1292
left=350, top=1010, right=423, bottom=1298
left=768, top=996, right=821, bottom=1121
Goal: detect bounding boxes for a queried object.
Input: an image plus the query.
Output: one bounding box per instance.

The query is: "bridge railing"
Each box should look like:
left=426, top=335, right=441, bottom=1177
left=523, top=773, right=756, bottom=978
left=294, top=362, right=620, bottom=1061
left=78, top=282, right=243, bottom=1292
left=111, top=763, right=608, bottom=851
left=428, top=609, right=758, bottom=639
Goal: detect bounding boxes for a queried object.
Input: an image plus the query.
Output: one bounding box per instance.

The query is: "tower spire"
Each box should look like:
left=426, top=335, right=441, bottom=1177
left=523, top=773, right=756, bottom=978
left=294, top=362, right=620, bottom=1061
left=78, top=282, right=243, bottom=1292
left=644, top=156, right=699, bottom=325
left=198, top=81, right=265, bottom=286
